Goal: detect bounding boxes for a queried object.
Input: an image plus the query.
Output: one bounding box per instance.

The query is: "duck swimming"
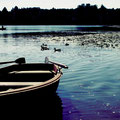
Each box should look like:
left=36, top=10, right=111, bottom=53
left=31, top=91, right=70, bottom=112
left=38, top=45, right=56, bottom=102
left=54, top=48, right=61, bottom=52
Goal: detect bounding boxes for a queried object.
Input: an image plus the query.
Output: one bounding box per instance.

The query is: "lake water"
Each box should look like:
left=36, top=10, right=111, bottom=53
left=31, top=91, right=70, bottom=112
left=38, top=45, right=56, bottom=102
left=1, top=25, right=120, bottom=120
left=0, top=25, right=102, bottom=35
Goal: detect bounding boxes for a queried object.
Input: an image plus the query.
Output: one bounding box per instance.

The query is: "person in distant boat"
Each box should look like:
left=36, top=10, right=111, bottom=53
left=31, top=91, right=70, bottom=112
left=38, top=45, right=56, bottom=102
left=0, top=25, right=6, bottom=30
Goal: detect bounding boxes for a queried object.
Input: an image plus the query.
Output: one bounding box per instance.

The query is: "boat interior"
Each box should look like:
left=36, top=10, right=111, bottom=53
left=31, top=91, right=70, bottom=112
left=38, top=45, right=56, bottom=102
left=0, top=63, right=56, bottom=81
left=0, top=63, right=57, bottom=91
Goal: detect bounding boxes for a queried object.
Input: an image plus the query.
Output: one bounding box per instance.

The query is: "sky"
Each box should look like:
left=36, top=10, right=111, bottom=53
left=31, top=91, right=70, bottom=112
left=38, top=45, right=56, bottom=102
left=0, top=0, right=120, bottom=11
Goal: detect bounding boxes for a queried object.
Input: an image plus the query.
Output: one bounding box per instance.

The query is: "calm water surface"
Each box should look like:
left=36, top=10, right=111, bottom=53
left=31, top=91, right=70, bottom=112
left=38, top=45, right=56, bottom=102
left=0, top=25, right=101, bottom=35
left=0, top=25, right=120, bottom=120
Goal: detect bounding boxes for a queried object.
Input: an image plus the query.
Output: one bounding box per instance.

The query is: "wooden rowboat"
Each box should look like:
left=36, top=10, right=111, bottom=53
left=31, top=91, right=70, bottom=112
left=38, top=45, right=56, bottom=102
left=0, top=57, right=68, bottom=96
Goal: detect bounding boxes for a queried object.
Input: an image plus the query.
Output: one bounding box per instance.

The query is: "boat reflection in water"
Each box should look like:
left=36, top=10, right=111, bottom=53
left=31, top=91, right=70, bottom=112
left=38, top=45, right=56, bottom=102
left=0, top=93, right=63, bottom=120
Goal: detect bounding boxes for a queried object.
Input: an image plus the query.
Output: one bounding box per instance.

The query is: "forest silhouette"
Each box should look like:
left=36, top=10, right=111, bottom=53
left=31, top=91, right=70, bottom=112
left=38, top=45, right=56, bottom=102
left=0, top=4, right=120, bottom=25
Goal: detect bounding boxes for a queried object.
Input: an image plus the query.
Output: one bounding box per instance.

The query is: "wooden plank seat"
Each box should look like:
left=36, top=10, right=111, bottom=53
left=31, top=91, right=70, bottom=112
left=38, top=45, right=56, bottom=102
left=0, top=82, right=43, bottom=86
left=9, top=70, right=54, bottom=74
left=0, top=82, right=43, bottom=92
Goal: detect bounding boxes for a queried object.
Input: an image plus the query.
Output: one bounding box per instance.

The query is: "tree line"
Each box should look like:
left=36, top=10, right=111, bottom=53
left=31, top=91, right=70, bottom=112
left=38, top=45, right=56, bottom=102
left=0, top=4, right=120, bottom=25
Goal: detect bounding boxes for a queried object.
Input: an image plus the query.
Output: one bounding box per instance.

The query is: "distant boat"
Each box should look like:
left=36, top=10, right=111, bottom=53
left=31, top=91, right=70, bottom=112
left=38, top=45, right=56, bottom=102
left=0, top=25, right=6, bottom=30
left=0, top=57, right=68, bottom=96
